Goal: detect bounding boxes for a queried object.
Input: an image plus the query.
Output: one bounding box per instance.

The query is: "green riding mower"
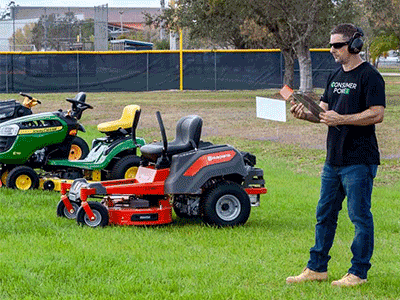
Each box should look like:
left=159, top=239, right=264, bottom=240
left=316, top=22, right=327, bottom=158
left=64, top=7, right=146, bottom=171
left=0, top=92, right=92, bottom=189
left=0, top=92, right=144, bottom=190
left=42, top=104, right=145, bottom=191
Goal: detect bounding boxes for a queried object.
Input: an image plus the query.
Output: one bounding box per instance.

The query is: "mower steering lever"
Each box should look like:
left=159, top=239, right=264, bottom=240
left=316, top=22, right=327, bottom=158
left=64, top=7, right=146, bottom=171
left=156, top=111, right=168, bottom=154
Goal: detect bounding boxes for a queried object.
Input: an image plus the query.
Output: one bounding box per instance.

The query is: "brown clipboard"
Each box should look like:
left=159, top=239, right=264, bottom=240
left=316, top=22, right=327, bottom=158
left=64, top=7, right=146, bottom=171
left=280, top=85, right=324, bottom=120
left=280, top=85, right=340, bottom=131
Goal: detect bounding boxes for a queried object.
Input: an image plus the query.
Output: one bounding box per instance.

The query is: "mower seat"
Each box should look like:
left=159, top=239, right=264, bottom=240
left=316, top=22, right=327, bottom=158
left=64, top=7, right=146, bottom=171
left=140, top=115, right=203, bottom=163
left=97, top=105, right=141, bottom=134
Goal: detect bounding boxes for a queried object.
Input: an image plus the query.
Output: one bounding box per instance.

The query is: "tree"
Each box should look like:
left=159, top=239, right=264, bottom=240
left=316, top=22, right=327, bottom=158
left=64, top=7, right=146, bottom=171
left=146, top=0, right=253, bottom=49
left=31, top=12, right=94, bottom=51
left=364, top=0, right=400, bottom=38
left=248, top=0, right=337, bottom=92
left=146, top=0, right=338, bottom=92
left=146, top=0, right=369, bottom=92
left=9, top=23, right=36, bottom=51
left=369, top=34, right=400, bottom=65
left=363, top=0, right=400, bottom=63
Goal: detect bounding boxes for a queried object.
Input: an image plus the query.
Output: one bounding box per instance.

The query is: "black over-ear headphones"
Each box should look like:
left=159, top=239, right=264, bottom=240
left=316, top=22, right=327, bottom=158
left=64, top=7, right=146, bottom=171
left=348, top=27, right=364, bottom=54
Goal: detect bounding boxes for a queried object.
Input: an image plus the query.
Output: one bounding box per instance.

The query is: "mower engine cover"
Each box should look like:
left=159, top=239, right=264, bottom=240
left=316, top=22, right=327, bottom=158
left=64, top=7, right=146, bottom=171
left=165, top=144, right=248, bottom=194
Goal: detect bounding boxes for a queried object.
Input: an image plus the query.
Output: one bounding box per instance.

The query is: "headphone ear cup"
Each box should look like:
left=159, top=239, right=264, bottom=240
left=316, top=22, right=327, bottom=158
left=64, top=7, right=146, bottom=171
left=348, top=37, right=363, bottom=54
left=348, top=31, right=364, bottom=54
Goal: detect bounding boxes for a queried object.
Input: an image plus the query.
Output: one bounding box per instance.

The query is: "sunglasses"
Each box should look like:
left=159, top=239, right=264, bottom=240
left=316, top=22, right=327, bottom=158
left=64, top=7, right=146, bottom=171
left=329, top=41, right=349, bottom=49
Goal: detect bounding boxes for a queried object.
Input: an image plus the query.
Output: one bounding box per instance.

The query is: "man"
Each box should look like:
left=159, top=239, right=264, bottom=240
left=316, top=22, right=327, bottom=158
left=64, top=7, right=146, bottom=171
left=286, top=24, right=385, bottom=287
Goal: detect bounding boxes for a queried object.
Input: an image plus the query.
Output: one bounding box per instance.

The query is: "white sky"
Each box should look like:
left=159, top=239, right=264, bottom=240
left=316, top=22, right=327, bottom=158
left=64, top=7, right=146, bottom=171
left=0, top=0, right=165, bottom=8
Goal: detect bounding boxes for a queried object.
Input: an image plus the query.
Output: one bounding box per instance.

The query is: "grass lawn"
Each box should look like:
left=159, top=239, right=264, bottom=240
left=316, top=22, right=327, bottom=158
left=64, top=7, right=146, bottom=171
left=1, top=78, right=400, bottom=299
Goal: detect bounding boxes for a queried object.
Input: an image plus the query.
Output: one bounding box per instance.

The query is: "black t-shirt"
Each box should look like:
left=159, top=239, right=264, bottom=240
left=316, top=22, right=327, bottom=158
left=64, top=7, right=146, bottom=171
left=320, top=62, right=386, bottom=166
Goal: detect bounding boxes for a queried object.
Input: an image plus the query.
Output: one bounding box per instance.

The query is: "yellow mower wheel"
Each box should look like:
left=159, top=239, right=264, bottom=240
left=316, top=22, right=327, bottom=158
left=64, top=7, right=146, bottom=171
left=125, top=166, right=138, bottom=179
left=69, top=144, right=83, bottom=161
left=68, top=136, right=89, bottom=161
left=15, top=175, right=32, bottom=190
left=6, top=166, right=39, bottom=190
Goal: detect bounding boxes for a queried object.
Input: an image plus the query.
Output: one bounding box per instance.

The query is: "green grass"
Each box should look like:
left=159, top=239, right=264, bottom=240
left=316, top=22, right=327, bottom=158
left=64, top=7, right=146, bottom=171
left=1, top=158, right=400, bottom=299
left=1, top=83, right=400, bottom=299
left=379, top=67, right=400, bottom=74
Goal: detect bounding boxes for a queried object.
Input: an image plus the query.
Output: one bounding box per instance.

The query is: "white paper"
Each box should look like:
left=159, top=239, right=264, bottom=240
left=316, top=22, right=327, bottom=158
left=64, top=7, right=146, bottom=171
left=256, top=97, right=286, bottom=122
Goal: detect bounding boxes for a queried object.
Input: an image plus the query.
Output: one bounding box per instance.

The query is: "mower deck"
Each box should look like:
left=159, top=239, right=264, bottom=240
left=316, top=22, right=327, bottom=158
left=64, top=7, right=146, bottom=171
left=107, top=198, right=172, bottom=226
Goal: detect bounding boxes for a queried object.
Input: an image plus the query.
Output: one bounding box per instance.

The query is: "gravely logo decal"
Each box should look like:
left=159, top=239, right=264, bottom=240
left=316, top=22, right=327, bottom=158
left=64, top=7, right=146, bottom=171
left=184, top=150, right=236, bottom=176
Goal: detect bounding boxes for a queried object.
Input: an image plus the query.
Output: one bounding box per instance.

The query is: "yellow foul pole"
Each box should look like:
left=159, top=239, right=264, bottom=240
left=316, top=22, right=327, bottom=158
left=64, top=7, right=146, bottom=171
left=180, top=28, right=183, bottom=91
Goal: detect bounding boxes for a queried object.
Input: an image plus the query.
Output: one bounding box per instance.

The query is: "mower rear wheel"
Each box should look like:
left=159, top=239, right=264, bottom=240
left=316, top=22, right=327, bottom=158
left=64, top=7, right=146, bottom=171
left=57, top=199, right=80, bottom=219
left=6, top=166, right=39, bottom=190
left=201, top=182, right=251, bottom=227
left=76, top=201, right=109, bottom=227
left=69, top=136, right=89, bottom=160
left=110, top=155, right=141, bottom=179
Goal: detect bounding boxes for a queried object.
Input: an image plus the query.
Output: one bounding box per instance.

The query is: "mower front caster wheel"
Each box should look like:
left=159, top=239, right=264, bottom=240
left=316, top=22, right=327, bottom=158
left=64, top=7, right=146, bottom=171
left=76, top=201, right=109, bottom=228
left=6, top=166, right=39, bottom=190
left=57, top=199, right=80, bottom=219
left=201, top=182, right=251, bottom=227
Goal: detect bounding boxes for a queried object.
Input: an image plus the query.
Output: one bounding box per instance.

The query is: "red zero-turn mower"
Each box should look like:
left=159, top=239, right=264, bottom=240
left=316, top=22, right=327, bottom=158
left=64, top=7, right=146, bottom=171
left=58, top=112, right=267, bottom=227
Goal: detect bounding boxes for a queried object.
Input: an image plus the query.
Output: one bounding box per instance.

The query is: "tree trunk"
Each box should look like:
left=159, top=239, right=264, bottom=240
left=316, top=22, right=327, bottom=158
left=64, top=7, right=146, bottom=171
left=281, top=47, right=295, bottom=88
left=294, top=40, right=313, bottom=93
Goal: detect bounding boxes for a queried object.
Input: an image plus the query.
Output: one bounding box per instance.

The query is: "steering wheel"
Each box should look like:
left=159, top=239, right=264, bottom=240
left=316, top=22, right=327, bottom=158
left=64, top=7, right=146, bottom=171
left=156, top=111, right=168, bottom=154
left=66, top=98, right=93, bottom=109
left=19, top=92, right=41, bottom=104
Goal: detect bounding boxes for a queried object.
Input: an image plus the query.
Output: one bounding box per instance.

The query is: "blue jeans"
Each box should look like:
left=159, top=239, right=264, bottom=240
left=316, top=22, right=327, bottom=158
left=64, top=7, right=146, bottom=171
left=307, top=163, right=378, bottom=279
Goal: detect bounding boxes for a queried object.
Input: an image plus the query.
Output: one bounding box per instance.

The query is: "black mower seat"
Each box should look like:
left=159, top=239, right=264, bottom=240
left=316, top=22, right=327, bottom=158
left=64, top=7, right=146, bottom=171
left=97, top=105, right=141, bottom=134
left=140, top=115, right=203, bottom=162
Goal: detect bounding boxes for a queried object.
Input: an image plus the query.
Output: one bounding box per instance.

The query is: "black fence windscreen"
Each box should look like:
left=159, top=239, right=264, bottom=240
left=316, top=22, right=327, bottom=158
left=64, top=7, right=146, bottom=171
left=0, top=51, right=338, bottom=93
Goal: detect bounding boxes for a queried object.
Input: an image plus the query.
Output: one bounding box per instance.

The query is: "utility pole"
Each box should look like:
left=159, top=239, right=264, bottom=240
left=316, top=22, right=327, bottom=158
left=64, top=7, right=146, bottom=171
left=9, top=1, right=16, bottom=51
left=169, top=0, right=178, bottom=50
left=119, top=10, right=124, bottom=36
left=160, top=0, right=166, bottom=40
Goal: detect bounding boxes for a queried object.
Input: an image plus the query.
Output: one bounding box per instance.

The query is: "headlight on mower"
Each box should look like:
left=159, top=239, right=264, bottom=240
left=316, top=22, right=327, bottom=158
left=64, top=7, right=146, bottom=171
left=0, top=124, right=20, bottom=136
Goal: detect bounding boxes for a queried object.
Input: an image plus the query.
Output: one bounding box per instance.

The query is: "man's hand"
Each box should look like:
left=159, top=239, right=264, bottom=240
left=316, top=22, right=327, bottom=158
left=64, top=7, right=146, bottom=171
left=290, top=100, right=322, bottom=123
left=290, top=101, right=307, bottom=120
left=319, top=110, right=342, bottom=126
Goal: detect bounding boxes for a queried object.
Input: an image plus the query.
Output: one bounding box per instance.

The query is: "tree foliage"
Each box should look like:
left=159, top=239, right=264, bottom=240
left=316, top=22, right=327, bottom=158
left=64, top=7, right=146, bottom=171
left=370, top=34, right=400, bottom=64
left=364, top=0, right=400, bottom=38
left=362, top=0, right=400, bottom=60
left=31, top=12, right=94, bottom=51
left=8, top=23, right=36, bottom=51
left=146, top=0, right=254, bottom=49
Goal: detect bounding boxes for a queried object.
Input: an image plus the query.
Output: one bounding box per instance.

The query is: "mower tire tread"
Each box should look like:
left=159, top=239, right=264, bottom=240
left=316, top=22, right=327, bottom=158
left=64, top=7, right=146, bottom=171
left=57, top=199, right=80, bottom=219
left=110, top=155, right=141, bottom=179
